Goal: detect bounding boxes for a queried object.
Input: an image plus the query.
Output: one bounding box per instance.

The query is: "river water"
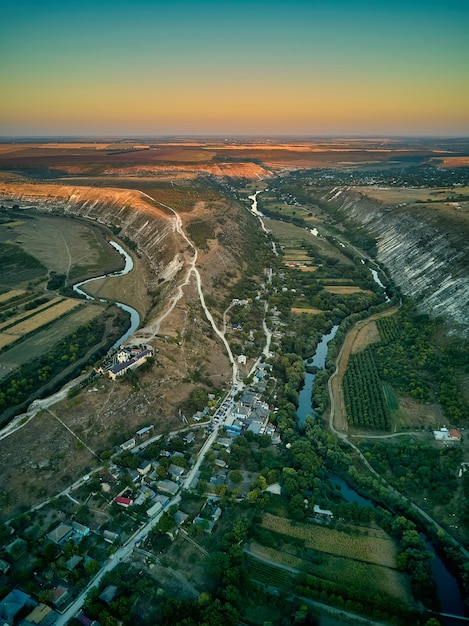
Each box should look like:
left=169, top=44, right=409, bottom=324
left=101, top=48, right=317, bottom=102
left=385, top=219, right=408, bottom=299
left=73, top=240, right=140, bottom=349
left=331, top=468, right=467, bottom=622
left=297, top=325, right=339, bottom=426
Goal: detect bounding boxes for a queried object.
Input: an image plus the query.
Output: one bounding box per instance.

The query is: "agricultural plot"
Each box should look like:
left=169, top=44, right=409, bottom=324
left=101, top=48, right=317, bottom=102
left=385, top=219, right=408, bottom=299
left=0, top=289, right=25, bottom=304
left=261, top=514, right=397, bottom=568
left=248, top=542, right=411, bottom=605
left=291, top=307, right=323, bottom=315
left=343, top=347, right=391, bottom=430
left=1, top=299, right=80, bottom=337
left=5, top=213, right=123, bottom=284
left=324, top=286, right=374, bottom=295
left=0, top=303, right=104, bottom=380
left=0, top=297, right=63, bottom=331
left=245, top=554, right=296, bottom=593
left=355, top=185, right=469, bottom=205
left=377, top=316, right=400, bottom=345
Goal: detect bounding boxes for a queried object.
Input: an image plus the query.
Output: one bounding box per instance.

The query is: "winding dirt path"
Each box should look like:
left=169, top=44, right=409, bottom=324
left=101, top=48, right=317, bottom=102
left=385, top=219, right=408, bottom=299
left=137, top=191, right=239, bottom=383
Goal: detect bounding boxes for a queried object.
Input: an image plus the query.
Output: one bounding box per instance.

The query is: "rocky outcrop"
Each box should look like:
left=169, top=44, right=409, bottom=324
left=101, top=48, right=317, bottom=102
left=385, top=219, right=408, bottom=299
left=323, top=187, right=469, bottom=335
left=0, top=181, right=186, bottom=308
left=2, top=183, right=183, bottom=270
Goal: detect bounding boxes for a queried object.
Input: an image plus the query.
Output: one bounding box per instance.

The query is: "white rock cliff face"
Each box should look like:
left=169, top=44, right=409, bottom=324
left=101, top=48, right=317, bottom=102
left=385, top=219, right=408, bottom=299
left=325, top=188, right=469, bottom=335
left=0, top=184, right=186, bottom=314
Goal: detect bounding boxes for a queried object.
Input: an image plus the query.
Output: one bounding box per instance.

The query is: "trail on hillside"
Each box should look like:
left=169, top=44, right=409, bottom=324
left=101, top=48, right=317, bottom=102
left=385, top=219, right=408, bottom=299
left=136, top=191, right=239, bottom=383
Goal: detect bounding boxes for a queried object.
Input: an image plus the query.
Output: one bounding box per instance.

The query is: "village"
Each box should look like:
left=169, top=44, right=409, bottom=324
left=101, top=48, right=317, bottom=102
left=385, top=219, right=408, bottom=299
left=0, top=355, right=287, bottom=626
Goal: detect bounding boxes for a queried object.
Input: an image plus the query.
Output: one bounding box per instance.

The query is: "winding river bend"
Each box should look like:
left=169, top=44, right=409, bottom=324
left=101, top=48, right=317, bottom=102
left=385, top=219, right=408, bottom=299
left=73, top=240, right=140, bottom=349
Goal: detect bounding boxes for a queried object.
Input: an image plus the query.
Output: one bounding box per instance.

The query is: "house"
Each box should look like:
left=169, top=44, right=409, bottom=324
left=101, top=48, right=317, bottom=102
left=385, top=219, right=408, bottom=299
left=120, top=437, right=136, bottom=451
left=216, top=437, right=232, bottom=448
left=0, top=589, right=37, bottom=624
left=240, top=393, right=255, bottom=406
left=169, top=464, right=185, bottom=481
left=433, top=427, right=462, bottom=442
left=99, top=585, right=118, bottom=605
left=103, top=530, right=119, bottom=544
left=23, top=602, right=58, bottom=626
left=247, top=422, right=262, bottom=435
left=46, top=523, right=73, bottom=545
left=146, top=501, right=163, bottom=518
left=5, top=537, right=28, bottom=556
left=72, top=521, right=90, bottom=537
left=155, top=479, right=179, bottom=496
left=76, top=611, right=101, bottom=626
left=115, top=496, right=133, bottom=508
left=233, top=405, right=250, bottom=419
left=313, top=505, right=333, bottom=520
left=50, top=584, right=70, bottom=608
left=237, top=354, right=247, bottom=365
left=136, top=425, right=154, bottom=439
left=137, top=460, right=152, bottom=476
left=65, top=555, right=83, bottom=571
left=174, top=511, right=189, bottom=526
left=183, top=432, right=195, bottom=444
left=0, top=559, right=10, bottom=575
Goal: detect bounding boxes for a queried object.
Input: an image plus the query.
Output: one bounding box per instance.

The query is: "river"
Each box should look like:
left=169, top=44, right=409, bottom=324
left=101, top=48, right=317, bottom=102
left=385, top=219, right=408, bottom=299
left=297, top=325, right=339, bottom=426
left=73, top=240, right=140, bottom=349
left=330, top=472, right=467, bottom=622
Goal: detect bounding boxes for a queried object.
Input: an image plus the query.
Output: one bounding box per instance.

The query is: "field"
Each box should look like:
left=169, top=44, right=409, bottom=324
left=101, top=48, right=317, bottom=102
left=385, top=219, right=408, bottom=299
left=0, top=290, right=26, bottom=303
left=355, top=184, right=469, bottom=204
left=0, top=302, right=104, bottom=379
left=1, top=298, right=79, bottom=337
left=4, top=212, right=124, bottom=283
left=248, top=542, right=411, bottom=605
left=291, top=307, right=323, bottom=315
left=324, top=286, right=374, bottom=295
left=261, top=513, right=397, bottom=567
left=267, top=220, right=353, bottom=266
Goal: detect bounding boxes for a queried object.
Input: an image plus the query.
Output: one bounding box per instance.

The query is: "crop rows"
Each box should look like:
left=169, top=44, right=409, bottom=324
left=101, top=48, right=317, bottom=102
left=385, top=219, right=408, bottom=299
left=2, top=299, right=80, bottom=336
left=0, top=297, right=63, bottom=332
left=377, top=316, right=399, bottom=345
left=245, top=556, right=295, bottom=592
left=343, top=347, right=391, bottom=430
left=261, top=514, right=397, bottom=567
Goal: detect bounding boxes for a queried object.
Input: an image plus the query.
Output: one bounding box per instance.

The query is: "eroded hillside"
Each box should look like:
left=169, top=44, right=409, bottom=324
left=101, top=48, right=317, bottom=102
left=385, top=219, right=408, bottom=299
left=320, top=185, right=469, bottom=334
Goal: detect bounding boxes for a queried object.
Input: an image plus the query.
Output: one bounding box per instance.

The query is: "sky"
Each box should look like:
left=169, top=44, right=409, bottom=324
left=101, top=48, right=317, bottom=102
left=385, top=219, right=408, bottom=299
left=1, top=0, right=468, bottom=137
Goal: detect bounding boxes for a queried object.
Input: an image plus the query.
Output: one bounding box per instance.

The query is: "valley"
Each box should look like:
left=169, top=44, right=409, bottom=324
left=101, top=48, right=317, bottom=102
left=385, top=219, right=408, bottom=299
left=0, top=138, right=468, bottom=626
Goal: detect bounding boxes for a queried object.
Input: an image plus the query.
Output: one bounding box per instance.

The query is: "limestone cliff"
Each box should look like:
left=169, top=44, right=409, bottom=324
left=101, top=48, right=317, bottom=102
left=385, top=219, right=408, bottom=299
left=323, top=186, right=469, bottom=335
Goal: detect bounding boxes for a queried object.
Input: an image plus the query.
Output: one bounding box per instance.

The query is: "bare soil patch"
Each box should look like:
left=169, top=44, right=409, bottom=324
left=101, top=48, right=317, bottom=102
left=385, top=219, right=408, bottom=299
left=324, top=286, right=374, bottom=295
left=350, top=320, right=380, bottom=354
left=291, top=307, right=323, bottom=315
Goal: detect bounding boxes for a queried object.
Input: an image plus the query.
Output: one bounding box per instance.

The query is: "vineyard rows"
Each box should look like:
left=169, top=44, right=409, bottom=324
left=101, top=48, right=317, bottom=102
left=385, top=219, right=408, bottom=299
left=343, top=347, right=391, bottom=430
left=377, top=316, right=399, bottom=345
left=245, top=556, right=295, bottom=593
